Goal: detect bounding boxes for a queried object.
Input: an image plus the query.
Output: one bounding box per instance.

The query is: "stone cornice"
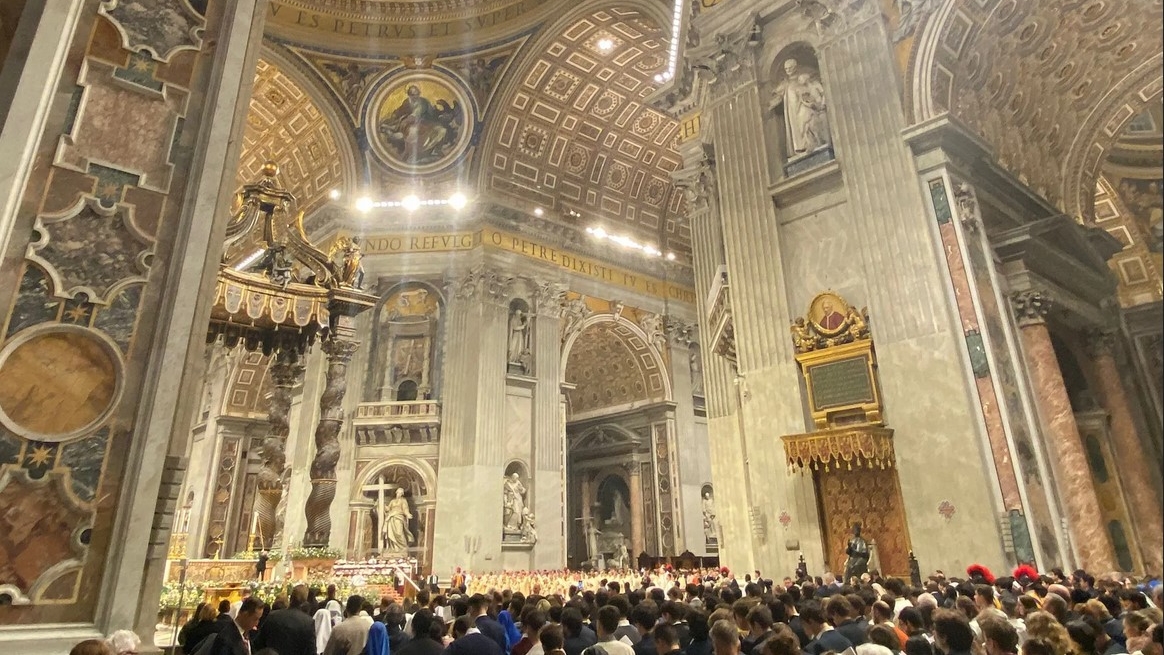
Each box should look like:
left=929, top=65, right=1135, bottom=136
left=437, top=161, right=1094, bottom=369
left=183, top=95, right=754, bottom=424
left=309, top=200, right=696, bottom=289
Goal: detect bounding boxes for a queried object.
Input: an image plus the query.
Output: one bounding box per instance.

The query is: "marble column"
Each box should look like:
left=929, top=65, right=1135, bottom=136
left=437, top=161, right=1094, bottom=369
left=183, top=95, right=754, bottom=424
left=627, top=462, right=645, bottom=557
left=1086, top=330, right=1164, bottom=571
left=1012, top=291, right=1115, bottom=571
left=254, top=350, right=304, bottom=549
left=304, top=336, right=360, bottom=547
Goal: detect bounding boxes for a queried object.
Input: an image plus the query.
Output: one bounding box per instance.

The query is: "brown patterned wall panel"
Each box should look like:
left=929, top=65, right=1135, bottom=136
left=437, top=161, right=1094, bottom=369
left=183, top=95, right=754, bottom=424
left=0, top=0, right=225, bottom=623
left=816, top=465, right=911, bottom=578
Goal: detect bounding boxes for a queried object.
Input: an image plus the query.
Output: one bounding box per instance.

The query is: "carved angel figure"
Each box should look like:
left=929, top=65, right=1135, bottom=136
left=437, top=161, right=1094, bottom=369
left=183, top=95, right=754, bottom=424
left=791, top=317, right=816, bottom=353
left=846, top=306, right=869, bottom=341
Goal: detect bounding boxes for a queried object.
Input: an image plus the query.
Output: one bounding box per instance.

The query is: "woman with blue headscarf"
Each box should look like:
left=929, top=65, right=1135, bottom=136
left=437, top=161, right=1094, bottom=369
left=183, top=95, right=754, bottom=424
left=498, top=606, right=522, bottom=653
left=366, top=619, right=390, bottom=655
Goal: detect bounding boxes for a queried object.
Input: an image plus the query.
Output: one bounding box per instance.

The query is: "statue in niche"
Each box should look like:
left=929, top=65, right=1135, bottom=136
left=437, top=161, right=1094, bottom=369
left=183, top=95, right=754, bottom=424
left=606, top=488, right=630, bottom=528
left=502, top=472, right=528, bottom=534
left=769, top=58, right=831, bottom=159
left=702, top=486, right=718, bottom=542
left=383, top=488, right=414, bottom=554
left=507, top=307, right=530, bottom=371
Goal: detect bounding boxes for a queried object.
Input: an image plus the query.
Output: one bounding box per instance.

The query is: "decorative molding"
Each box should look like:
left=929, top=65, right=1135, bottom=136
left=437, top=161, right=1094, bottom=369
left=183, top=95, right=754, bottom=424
left=98, top=0, right=205, bottom=63
left=671, top=142, right=717, bottom=217
left=951, top=181, right=981, bottom=234
left=1083, top=329, right=1118, bottom=359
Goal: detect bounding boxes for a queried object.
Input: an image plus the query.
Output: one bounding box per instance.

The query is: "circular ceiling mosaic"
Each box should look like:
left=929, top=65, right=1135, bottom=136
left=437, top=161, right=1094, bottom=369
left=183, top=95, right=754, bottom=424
left=365, top=70, right=474, bottom=175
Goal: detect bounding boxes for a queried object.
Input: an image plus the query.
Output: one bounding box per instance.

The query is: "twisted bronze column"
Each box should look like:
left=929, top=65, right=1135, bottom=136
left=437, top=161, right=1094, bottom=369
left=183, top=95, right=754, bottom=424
left=303, top=337, right=359, bottom=547
left=253, top=350, right=304, bottom=549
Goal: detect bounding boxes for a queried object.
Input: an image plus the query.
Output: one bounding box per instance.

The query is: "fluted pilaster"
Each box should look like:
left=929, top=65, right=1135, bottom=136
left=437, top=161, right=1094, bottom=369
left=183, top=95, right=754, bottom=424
left=532, top=281, right=566, bottom=567
left=817, top=16, right=944, bottom=344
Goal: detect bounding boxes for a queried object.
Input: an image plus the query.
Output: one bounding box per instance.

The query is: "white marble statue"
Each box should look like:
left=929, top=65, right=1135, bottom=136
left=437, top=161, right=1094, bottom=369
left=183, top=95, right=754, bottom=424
left=607, top=489, right=630, bottom=528
left=702, top=488, right=718, bottom=541
left=383, top=488, right=414, bottom=553
left=612, top=539, right=630, bottom=569
left=503, top=472, right=528, bottom=534
left=584, top=516, right=603, bottom=561
left=507, top=308, right=530, bottom=365
left=770, top=59, right=831, bottom=158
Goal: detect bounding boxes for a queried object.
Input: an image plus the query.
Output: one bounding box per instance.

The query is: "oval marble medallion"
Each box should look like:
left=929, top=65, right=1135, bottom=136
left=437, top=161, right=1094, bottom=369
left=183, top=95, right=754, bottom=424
left=0, top=327, right=120, bottom=441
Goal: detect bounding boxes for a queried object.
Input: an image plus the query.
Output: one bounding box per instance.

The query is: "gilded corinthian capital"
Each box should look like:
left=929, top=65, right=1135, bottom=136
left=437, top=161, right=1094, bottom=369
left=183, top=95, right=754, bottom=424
left=1010, top=290, right=1053, bottom=327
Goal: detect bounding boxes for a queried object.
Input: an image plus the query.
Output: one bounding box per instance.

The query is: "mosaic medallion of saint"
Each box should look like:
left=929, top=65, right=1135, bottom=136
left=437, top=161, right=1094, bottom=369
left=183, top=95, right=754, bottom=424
left=366, top=71, right=472, bottom=174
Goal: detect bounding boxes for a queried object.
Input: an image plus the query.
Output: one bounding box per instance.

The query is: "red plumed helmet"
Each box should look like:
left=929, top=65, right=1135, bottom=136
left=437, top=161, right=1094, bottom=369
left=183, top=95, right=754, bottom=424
left=966, top=564, right=996, bottom=585
left=1013, top=565, right=1039, bottom=582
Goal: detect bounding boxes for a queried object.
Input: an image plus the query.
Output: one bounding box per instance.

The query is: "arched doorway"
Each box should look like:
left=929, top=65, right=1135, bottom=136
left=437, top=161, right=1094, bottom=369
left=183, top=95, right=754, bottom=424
left=560, top=305, right=674, bottom=568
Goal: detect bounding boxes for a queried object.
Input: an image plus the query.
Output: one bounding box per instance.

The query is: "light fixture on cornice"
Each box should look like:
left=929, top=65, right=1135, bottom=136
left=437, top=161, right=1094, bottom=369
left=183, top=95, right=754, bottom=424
left=653, top=0, right=684, bottom=84
left=355, top=193, right=472, bottom=211
left=585, top=226, right=667, bottom=259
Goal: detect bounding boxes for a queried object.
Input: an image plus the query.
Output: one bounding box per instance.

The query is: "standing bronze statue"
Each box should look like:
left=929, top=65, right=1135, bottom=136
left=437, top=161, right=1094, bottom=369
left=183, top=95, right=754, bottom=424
left=843, top=523, right=870, bottom=583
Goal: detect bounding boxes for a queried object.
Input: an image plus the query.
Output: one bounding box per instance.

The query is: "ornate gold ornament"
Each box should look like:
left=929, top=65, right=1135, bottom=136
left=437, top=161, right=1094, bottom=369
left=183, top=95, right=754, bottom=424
left=791, top=291, right=881, bottom=429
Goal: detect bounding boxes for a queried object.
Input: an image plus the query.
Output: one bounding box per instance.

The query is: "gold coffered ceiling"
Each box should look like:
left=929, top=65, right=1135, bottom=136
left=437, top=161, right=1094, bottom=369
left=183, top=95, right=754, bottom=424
left=482, top=7, right=689, bottom=254
left=565, top=320, right=667, bottom=416
left=923, top=0, right=1163, bottom=221
left=237, top=58, right=346, bottom=216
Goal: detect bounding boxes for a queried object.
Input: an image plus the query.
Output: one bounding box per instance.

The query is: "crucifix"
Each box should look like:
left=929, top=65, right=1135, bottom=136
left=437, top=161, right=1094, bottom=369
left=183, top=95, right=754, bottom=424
left=363, top=473, right=398, bottom=552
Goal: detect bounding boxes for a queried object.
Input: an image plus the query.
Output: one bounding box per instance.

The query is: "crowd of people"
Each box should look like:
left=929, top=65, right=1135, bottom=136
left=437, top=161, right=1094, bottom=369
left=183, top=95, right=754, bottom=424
left=67, top=564, right=1162, bottom=655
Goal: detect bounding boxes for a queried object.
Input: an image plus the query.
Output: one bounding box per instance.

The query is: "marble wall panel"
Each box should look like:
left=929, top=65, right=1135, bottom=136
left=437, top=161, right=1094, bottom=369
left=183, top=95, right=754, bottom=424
left=504, top=387, right=533, bottom=464
left=778, top=206, right=868, bottom=325
left=878, top=333, right=1008, bottom=573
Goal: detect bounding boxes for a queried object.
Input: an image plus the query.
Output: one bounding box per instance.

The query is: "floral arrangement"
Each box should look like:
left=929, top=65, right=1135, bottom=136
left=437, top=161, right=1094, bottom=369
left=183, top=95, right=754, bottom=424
left=159, top=582, right=207, bottom=610
left=288, top=546, right=342, bottom=560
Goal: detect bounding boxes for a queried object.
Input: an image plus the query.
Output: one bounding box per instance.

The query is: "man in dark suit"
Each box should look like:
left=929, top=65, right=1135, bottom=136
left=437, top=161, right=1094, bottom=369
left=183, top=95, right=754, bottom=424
left=253, top=583, right=316, bottom=655
left=445, top=615, right=504, bottom=655
left=210, top=596, right=264, bottom=655
left=801, top=602, right=854, bottom=655
left=214, top=599, right=234, bottom=633
left=469, top=593, right=508, bottom=653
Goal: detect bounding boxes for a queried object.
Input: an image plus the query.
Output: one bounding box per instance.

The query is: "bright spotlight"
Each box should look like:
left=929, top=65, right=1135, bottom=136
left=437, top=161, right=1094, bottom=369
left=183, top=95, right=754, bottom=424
left=402, top=195, right=421, bottom=211
left=328, top=189, right=341, bottom=200
left=597, top=38, right=614, bottom=52
left=355, top=197, right=373, bottom=212
left=533, top=207, right=544, bottom=217
left=666, top=252, right=676, bottom=261
left=449, top=192, right=468, bottom=210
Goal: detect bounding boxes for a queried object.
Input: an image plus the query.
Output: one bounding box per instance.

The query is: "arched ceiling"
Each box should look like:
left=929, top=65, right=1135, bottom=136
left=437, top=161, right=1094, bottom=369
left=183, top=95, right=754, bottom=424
left=564, top=320, right=666, bottom=416
left=1093, top=105, right=1164, bottom=308
left=920, top=0, right=1163, bottom=219
left=236, top=58, right=346, bottom=216
left=482, top=6, right=689, bottom=255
